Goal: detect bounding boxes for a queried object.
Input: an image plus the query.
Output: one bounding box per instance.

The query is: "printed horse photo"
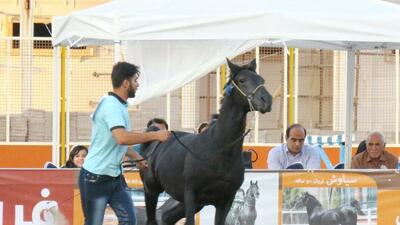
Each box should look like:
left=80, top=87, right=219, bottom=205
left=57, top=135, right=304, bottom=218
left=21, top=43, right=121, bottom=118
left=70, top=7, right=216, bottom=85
left=237, top=180, right=259, bottom=225
left=225, top=188, right=245, bottom=225
left=140, top=58, right=272, bottom=225
left=294, top=192, right=365, bottom=225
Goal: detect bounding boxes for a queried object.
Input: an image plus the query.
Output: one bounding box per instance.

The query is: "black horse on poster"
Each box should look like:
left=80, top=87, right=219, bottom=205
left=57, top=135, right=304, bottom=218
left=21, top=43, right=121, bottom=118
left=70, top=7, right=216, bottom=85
left=294, top=192, right=365, bottom=225
left=139, top=58, right=272, bottom=225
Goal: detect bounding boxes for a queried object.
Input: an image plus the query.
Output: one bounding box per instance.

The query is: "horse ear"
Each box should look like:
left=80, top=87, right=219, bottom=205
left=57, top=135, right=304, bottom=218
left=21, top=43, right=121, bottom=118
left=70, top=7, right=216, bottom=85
left=250, top=180, right=253, bottom=185
left=248, top=59, right=257, bottom=72
left=255, top=181, right=258, bottom=185
left=226, top=58, right=241, bottom=78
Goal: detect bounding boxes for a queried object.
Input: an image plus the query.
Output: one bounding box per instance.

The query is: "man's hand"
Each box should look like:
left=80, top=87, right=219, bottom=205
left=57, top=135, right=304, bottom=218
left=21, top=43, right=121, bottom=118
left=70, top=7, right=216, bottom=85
left=135, top=159, right=148, bottom=170
left=155, top=130, right=171, bottom=142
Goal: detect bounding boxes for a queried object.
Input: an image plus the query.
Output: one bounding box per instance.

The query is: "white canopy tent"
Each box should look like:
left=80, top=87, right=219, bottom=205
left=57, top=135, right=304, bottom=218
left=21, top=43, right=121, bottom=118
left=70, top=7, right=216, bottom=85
left=52, top=0, right=400, bottom=167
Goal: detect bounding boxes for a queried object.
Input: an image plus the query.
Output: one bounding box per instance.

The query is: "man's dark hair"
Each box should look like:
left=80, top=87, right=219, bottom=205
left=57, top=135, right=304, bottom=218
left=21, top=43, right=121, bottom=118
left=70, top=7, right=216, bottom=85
left=197, top=122, right=209, bottom=133
left=211, top=113, right=219, bottom=121
left=147, top=118, right=169, bottom=130
left=356, top=140, right=366, bottom=155
left=285, top=123, right=307, bottom=138
left=111, top=62, right=140, bottom=88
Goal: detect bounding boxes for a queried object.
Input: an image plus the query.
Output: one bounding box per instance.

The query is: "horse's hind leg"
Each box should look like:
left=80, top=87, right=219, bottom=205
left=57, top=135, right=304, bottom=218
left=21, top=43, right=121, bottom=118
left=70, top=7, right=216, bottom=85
left=161, top=201, right=203, bottom=225
left=144, top=192, right=160, bottom=225
left=160, top=200, right=185, bottom=225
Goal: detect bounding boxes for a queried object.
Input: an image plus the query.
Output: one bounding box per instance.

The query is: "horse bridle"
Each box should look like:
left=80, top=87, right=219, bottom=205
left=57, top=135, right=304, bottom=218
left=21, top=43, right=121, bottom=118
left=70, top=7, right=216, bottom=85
left=227, top=78, right=265, bottom=112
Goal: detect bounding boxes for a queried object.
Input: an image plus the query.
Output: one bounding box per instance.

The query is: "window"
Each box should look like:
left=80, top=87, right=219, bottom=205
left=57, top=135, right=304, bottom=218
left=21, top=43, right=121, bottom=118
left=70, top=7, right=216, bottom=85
left=13, top=23, right=53, bottom=49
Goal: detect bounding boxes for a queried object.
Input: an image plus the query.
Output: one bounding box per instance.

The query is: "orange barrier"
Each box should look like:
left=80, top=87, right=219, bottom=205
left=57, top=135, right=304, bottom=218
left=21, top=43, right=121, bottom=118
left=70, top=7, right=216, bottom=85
left=0, top=145, right=52, bottom=168
left=1, top=144, right=400, bottom=169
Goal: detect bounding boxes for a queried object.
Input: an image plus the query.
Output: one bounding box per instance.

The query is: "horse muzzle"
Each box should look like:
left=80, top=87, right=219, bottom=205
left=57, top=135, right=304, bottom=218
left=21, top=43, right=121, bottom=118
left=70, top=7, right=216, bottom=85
left=256, top=91, right=272, bottom=113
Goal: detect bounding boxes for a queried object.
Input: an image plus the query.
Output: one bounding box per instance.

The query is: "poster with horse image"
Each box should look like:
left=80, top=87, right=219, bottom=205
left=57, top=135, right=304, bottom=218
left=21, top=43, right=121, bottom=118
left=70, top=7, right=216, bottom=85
left=282, top=187, right=376, bottom=225
left=85, top=170, right=400, bottom=225
left=280, top=171, right=400, bottom=225
left=199, top=172, right=279, bottom=225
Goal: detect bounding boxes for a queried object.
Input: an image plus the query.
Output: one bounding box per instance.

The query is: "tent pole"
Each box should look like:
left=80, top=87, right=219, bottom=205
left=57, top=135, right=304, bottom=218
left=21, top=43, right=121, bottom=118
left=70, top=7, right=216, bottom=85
left=166, top=93, right=171, bottom=129
left=52, top=46, right=61, bottom=166
left=255, top=47, right=260, bottom=143
left=60, top=47, right=67, bottom=166
left=294, top=48, right=299, bottom=123
left=216, top=67, right=221, bottom=112
left=396, top=49, right=399, bottom=144
left=288, top=48, right=295, bottom=125
left=344, top=47, right=355, bottom=169
left=66, top=47, right=71, bottom=158
left=114, top=41, right=121, bottom=62
left=283, top=48, right=288, bottom=138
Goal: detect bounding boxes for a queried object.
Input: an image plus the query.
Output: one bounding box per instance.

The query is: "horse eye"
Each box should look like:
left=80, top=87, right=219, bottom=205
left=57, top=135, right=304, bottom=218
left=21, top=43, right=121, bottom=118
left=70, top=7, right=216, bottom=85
left=239, top=79, right=246, bottom=83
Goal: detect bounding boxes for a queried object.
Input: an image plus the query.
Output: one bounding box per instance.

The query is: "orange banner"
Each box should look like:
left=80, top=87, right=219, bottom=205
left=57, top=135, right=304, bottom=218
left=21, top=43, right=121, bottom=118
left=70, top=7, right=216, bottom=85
left=0, top=169, right=400, bottom=225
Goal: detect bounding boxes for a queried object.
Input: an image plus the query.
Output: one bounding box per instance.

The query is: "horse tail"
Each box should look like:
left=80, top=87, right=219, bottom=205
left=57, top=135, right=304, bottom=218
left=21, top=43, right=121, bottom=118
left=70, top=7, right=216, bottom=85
left=350, top=199, right=365, bottom=215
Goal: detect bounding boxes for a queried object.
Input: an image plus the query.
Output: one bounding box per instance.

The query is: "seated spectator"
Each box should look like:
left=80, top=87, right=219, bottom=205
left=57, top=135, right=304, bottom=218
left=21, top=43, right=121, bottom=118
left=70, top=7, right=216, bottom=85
left=44, top=162, right=58, bottom=168
left=197, top=122, right=209, bottom=133
left=267, top=124, right=320, bottom=169
left=211, top=113, right=219, bottom=122
left=147, top=118, right=169, bottom=131
left=135, top=118, right=169, bottom=151
left=356, top=140, right=367, bottom=155
left=62, top=145, right=88, bottom=168
left=124, top=118, right=169, bottom=168
left=351, top=132, right=397, bottom=169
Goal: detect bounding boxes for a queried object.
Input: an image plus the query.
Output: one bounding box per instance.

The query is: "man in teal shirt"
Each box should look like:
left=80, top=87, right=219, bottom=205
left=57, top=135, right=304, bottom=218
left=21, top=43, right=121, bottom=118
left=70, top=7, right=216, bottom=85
left=79, top=62, right=170, bottom=225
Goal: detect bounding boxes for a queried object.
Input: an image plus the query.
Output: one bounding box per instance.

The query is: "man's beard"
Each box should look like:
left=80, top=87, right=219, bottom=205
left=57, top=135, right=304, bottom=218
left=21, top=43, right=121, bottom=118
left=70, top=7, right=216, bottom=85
left=128, top=83, right=136, bottom=98
left=128, top=88, right=136, bottom=98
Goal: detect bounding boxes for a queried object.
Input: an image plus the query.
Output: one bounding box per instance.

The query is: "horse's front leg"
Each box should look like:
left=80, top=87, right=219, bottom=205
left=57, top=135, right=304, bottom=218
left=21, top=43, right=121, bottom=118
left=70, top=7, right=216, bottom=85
left=184, top=189, right=197, bottom=225
left=214, top=198, right=234, bottom=225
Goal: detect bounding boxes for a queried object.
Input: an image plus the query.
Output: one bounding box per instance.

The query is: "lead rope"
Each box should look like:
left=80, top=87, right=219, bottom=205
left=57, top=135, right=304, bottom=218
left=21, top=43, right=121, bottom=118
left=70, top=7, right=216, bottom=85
left=172, top=129, right=251, bottom=161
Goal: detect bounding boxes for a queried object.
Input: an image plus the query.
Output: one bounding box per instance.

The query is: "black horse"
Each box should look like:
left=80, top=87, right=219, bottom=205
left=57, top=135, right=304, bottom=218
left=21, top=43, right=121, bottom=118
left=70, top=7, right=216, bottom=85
left=139, top=58, right=272, bottom=225
left=294, top=192, right=365, bottom=225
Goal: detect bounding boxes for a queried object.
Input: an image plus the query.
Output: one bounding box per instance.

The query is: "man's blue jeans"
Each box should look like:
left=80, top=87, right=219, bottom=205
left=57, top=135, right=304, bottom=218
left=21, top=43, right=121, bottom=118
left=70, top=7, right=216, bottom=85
left=79, top=168, right=136, bottom=225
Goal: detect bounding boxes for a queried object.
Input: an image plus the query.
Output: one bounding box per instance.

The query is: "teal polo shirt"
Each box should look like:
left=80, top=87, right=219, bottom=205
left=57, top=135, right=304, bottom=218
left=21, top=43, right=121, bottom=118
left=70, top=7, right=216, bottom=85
left=83, top=92, right=131, bottom=177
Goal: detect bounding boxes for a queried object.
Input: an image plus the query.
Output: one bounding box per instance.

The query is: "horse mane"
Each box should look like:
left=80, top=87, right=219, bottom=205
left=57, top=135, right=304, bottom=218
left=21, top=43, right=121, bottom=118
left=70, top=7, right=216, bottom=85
left=305, top=192, right=322, bottom=207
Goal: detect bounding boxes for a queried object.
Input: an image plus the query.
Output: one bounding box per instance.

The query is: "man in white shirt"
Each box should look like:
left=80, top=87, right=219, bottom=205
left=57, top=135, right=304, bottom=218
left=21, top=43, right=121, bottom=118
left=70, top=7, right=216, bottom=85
left=267, top=124, right=321, bottom=169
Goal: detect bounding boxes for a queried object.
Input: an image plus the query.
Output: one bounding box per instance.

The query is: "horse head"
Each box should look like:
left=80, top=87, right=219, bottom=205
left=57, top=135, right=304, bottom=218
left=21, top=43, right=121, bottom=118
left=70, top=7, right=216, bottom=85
left=294, top=192, right=321, bottom=210
left=293, top=192, right=309, bottom=209
left=246, top=180, right=260, bottom=200
left=226, top=58, right=272, bottom=113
